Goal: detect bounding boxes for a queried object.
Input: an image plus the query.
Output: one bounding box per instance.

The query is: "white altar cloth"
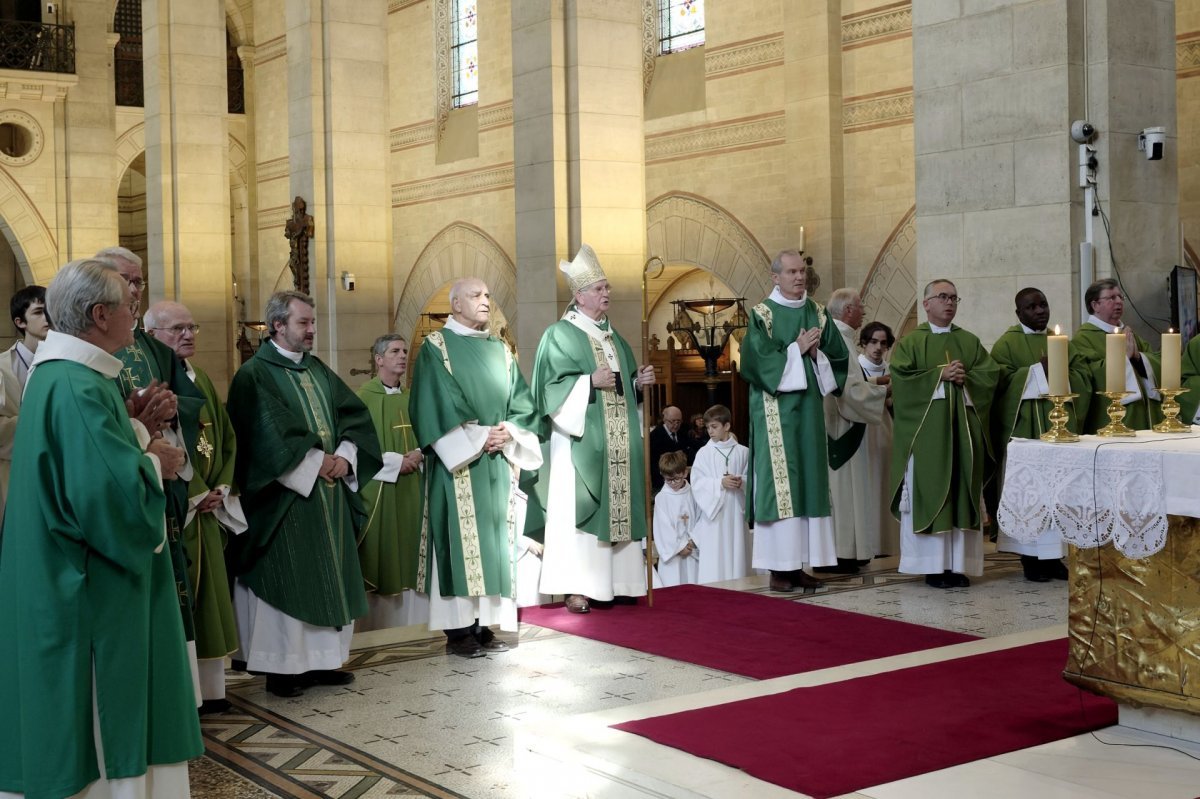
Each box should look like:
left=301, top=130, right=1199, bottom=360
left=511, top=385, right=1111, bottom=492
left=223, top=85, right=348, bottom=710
left=996, top=432, right=1200, bottom=559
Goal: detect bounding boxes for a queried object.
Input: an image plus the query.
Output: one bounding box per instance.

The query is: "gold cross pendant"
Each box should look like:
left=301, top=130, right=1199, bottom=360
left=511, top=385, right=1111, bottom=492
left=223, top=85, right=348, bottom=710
left=197, top=422, right=215, bottom=461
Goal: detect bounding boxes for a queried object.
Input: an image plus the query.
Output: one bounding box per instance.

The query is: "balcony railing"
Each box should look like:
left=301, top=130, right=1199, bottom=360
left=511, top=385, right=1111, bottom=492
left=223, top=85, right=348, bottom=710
left=0, top=20, right=75, bottom=74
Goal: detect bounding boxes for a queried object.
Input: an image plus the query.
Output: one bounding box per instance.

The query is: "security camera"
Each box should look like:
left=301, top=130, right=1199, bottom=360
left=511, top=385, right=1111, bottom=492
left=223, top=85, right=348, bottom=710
left=341, top=271, right=355, bottom=291
left=1138, top=127, right=1166, bottom=161
left=1070, top=120, right=1095, bottom=143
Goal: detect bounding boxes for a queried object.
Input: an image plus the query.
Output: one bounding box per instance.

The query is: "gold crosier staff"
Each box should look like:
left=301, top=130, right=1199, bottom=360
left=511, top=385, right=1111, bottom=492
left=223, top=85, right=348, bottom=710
left=641, top=255, right=666, bottom=608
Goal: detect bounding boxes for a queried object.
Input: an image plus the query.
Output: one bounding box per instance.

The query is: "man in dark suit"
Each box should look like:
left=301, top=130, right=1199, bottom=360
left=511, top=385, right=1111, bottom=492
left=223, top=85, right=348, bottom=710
left=649, top=405, right=687, bottom=492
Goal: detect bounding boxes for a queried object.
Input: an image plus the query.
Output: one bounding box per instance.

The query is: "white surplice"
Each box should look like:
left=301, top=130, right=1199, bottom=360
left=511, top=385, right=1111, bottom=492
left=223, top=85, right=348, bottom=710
left=690, top=436, right=751, bottom=584
left=653, top=482, right=700, bottom=587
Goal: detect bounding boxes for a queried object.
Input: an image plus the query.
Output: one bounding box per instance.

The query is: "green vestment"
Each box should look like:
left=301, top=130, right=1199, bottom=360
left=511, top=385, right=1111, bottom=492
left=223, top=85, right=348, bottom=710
left=531, top=311, right=648, bottom=542
left=114, top=328, right=205, bottom=639
left=184, top=365, right=241, bottom=660
left=357, top=377, right=423, bottom=594
left=1071, top=323, right=1163, bottom=432
left=1181, top=334, right=1200, bottom=423
left=741, top=296, right=849, bottom=524
left=0, top=342, right=202, bottom=799
left=410, top=329, right=539, bottom=598
left=889, top=324, right=1000, bottom=534
left=990, top=325, right=1092, bottom=445
left=226, top=342, right=382, bottom=627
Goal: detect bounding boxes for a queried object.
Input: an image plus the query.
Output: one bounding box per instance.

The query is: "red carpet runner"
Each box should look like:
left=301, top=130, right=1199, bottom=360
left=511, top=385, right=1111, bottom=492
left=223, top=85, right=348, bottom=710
left=614, top=637, right=1117, bottom=798
left=519, top=584, right=977, bottom=680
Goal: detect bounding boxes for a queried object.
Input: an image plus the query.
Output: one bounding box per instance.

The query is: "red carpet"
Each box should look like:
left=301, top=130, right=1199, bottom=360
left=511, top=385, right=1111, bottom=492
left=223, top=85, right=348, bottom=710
left=519, top=584, right=977, bottom=680
left=613, top=638, right=1117, bottom=798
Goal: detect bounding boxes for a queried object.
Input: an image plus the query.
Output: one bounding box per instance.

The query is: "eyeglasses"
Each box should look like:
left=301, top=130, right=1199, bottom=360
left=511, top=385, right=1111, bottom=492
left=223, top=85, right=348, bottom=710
left=931, top=293, right=961, bottom=304
left=1097, top=293, right=1124, bottom=303
left=663, top=475, right=687, bottom=485
left=153, top=324, right=200, bottom=335
left=125, top=277, right=146, bottom=289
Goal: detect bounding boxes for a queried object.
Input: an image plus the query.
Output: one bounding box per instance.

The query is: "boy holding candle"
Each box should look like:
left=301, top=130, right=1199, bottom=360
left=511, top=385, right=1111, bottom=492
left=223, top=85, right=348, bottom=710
left=991, top=288, right=1091, bottom=581
left=1072, top=279, right=1163, bottom=432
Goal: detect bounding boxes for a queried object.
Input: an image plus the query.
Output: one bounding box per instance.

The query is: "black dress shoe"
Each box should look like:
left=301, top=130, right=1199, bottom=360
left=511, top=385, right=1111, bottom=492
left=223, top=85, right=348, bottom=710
left=303, top=669, right=355, bottom=686
left=446, top=636, right=486, bottom=658
left=198, top=698, right=232, bottom=715
left=925, top=573, right=952, bottom=589
left=612, top=595, right=638, bottom=605
left=768, top=571, right=794, bottom=593
left=265, top=674, right=305, bottom=698
left=950, top=573, right=970, bottom=588
left=813, top=558, right=859, bottom=574
left=1021, top=555, right=1051, bottom=582
left=477, top=627, right=509, bottom=653
left=1044, top=558, right=1069, bottom=580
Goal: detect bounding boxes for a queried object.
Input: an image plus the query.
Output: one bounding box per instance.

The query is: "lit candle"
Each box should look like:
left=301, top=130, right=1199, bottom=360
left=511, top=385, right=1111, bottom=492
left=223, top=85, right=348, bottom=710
left=1162, top=328, right=1181, bottom=390
left=1047, top=325, right=1069, bottom=395
left=1106, top=328, right=1126, bottom=393
left=798, top=226, right=805, bottom=253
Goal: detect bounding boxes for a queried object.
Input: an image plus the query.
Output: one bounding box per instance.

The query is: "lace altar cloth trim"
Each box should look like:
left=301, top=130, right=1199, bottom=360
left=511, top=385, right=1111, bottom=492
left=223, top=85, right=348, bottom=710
left=997, top=440, right=1169, bottom=559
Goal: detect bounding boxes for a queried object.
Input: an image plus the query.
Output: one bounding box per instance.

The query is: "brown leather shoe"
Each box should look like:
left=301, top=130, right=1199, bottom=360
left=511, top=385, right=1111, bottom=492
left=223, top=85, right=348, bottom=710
left=768, top=571, right=794, bottom=593
left=791, top=570, right=823, bottom=589
left=565, top=594, right=591, bottom=614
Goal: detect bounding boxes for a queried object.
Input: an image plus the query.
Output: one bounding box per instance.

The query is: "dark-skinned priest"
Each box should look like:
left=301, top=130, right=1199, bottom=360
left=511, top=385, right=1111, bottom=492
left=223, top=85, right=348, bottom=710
left=356, top=333, right=428, bottom=631
left=743, top=250, right=849, bottom=593
left=226, top=291, right=382, bottom=697
left=990, top=288, right=1089, bottom=582
left=409, top=278, right=541, bottom=657
left=0, top=259, right=202, bottom=798
left=533, top=244, right=656, bottom=615
left=890, top=279, right=1000, bottom=589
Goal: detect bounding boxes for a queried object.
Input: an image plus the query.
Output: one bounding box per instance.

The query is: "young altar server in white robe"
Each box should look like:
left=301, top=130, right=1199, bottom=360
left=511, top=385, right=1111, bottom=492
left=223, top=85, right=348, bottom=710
left=690, top=404, right=751, bottom=584
left=653, top=451, right=700, bottom=587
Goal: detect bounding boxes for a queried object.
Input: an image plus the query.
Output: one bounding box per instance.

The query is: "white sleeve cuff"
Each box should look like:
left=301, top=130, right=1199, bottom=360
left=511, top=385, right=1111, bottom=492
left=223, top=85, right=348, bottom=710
left=432, top=423, right=489, bottom=472
left=131, top=419, right=152, bottom=450
left=372, top=451, right=405, bottom=484
left=214, top=491, right=249, bottom=535
left=334, top=440, right=360, bottom=492
left=776, top=342, right=809, bottom=392
left=550, top=376, right=591, bottom=437
left=1021, top=363, right=1049, bottom=400
left=277, top=447, right=324, bottom=497
left=813, top=349, right=837, bottom=396
left=501, top=422, right=544, bottom=471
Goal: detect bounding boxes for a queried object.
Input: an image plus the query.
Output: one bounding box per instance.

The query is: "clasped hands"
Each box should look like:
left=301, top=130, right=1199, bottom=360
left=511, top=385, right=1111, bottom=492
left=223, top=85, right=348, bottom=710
left=795, top=326, right=821, bottom=357
left=319, top=453, right=350, bottom=481
left=399, top=449, right=423, bottom=475
left=591, top=364, right=656, bottom=390
left=126, top=380, right=178, bottom=436
left=720, top=474, right=743, bottom=490
left=940, top=359, right=967, bottom=386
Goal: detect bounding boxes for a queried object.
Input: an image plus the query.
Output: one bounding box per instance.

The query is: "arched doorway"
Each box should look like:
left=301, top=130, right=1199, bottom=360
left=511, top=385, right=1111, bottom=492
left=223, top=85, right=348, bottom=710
left=116, top=152, right=148, bottom=315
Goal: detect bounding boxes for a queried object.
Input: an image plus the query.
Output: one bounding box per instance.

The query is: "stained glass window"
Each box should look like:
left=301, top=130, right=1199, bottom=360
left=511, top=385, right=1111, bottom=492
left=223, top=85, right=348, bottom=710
left=659, top=0, right=705, bottom=55
left=451, top=0, right=478, bottom=107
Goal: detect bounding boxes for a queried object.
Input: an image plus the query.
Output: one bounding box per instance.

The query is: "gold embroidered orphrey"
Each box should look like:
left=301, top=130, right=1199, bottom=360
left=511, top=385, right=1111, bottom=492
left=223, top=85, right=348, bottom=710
left=585, top=333, right=634, bottom=542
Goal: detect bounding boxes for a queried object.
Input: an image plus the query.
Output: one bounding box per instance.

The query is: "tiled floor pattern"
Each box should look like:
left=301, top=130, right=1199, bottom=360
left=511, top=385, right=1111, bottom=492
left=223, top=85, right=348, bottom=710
left=192, top=552, right=1075, bottom=798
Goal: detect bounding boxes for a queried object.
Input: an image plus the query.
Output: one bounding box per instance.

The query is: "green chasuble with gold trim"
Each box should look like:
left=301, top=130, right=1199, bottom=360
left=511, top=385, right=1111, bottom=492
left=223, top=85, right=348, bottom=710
left=889, top=324, right=1000, bottom=535
left=184, top=366, right=240, bottom=661
left=226, top=343, right=382, bottom=627
left=531, top=311, right=648, bottom=543
left=741, top=296, right=849, bottom=524
left=357, top=378, right=423, bottom=595
left=0, top=345, right=202, bottom=798
left=1071, top=323, right=1163, bottom=432
left=410, top=329, right=539, bottom=598
left=991, top=325, right=1092, bottom=445
left=1181, top=334, right=1200, bottom=423
left=114, top=328, right=205, bottom=640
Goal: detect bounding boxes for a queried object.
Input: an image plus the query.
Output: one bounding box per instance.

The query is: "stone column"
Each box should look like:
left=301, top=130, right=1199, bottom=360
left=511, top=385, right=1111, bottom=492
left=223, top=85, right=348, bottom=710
left=512, top=0, right=648, bottom=370
left=141, top=0, right=234, bottom=383
left=285, top=0, right=392, bottom=376
left=913, top=0, right=1176, bottom=345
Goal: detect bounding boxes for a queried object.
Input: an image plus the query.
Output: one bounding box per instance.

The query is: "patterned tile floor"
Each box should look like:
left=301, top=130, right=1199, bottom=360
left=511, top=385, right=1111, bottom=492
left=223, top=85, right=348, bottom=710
left=191, top=549, right=1069, bottom=798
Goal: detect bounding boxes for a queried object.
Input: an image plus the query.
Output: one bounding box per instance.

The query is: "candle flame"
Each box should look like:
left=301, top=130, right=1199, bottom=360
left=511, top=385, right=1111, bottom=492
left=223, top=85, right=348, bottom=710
left=1169, top=327, right=1175, bottom=334
left=1054, top=324, right=1061, bottom=335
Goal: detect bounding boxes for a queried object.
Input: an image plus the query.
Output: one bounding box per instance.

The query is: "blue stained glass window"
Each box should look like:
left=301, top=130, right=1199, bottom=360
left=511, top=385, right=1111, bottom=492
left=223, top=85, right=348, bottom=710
left=452, top=1, right=478, bottom=107
left=659, top=0, right=705, bottom=55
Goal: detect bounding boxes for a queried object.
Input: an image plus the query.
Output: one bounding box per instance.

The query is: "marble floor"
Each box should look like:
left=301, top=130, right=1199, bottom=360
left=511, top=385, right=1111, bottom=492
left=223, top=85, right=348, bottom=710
left=191, top=550, right=1200, bottom=798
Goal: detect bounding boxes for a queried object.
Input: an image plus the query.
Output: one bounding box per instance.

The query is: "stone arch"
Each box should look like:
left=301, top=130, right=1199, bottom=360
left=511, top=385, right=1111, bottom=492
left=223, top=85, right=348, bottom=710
left=646, top=192, right=773, bottom=303
left=394, top=223, right=517, bottom=343
left=859, top=205, right=918, bottom=336
left=115, top=124, right=246, bottom=188
left=0, top=171, right=58, bottom=285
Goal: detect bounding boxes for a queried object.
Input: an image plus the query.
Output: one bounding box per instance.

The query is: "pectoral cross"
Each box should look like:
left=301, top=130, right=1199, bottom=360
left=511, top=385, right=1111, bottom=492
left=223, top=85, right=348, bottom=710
left=197, top=422, right=214, bottom=462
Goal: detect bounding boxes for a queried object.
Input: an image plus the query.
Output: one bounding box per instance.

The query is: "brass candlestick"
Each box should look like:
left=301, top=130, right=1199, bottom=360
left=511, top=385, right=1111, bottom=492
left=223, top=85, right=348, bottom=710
left=1153, top=387, right=1192, bottom=433
left=1096, top=390, right=1137, bottom=437
left=1039, top=393, right=1079, bottom=443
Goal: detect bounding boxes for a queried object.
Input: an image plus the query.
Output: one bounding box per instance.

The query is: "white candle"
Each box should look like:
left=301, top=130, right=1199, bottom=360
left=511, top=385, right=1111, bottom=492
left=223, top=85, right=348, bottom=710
left=798, top=226, right=805, bottom=253
left=1106, top=329, right=1126, bottom=393
left=1047, top=325, right=1069, bottom=395
left=1162, top=329, right=1181, bottom=390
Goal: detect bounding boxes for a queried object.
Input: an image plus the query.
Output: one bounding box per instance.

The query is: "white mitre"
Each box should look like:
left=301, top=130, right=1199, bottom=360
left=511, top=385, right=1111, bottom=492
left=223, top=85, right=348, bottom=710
left=560, top=243, right=608, bottom=293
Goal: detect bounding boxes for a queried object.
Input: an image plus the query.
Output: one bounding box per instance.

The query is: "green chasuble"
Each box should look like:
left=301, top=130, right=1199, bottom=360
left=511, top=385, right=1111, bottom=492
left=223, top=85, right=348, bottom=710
left=357, top=378, right=423, bottom=595
left=990, top=325, right=1092, bottom=445
left=226, top=342, right=382, bottom=627
left=1071, top=322, right=1163, bottom=432
left=1181, top=334, right=1200, bottom=423
left=114, top=327, right=206, bottom=640
left=889, top=324, right=1000, bottom=535
left=740, top=295, right=849, bottom=524
left=531, top=310, right=648, bottom=542
left=184, top=366, right=241, bottom=660
left=410, top=328, right=539, bottom=598
left=0, top=337, right=202, bottom=799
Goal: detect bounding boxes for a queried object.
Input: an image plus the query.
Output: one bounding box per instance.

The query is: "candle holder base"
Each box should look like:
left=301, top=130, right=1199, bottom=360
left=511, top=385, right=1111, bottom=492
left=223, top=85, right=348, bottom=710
left=1097, top=391, right=1137, bottom=437
left=1039, top=393, right=1080, bottom=443
left=1153, top=387, right=1192, bottom=433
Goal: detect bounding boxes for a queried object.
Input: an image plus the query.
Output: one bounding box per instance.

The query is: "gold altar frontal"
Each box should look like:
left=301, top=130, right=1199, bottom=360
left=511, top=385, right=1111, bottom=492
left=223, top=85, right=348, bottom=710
left=1064, top=515, right=1200, bottom=714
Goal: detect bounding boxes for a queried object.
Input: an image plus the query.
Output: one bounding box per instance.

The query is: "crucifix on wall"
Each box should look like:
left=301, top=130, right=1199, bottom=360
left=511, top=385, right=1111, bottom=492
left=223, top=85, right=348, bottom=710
left=284, top=195, right=314, bottom=294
